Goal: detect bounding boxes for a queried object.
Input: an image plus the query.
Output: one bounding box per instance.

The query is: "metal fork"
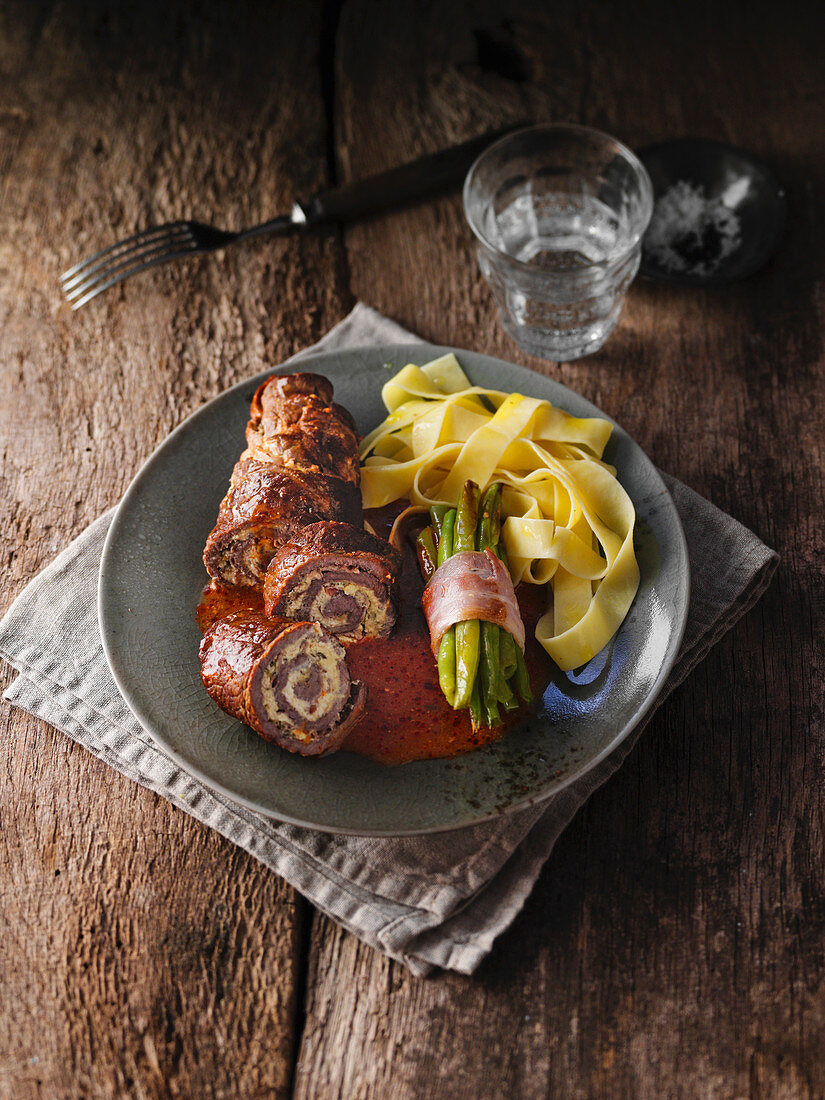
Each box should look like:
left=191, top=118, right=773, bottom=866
left=59, top=126, right=523, bottom=309
left=60, top=214, right=296, bottom=309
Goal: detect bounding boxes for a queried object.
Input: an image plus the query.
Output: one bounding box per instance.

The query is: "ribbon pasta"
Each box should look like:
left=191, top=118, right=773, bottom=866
left=360, top=354, right=639, bottom=671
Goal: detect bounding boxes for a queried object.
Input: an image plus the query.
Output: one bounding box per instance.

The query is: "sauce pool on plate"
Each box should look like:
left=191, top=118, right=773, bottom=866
left=197, top=511, right=550, bottom=765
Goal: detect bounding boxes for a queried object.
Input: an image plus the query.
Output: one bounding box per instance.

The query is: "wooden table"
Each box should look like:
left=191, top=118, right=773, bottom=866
left=1, top=2, right=822, bottom=1096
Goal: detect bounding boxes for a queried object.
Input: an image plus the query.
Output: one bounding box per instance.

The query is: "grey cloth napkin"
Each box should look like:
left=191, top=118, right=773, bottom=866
left=0, top=304, right=778, bottom=976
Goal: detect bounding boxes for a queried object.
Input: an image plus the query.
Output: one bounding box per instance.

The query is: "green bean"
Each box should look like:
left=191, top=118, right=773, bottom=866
left=477, top=565, right=500, bottom=704
left=499, top=630, right=518, bottom=681
left=475, top=516, right=504, bottom=716
left=469, top=679, right=483, bottom=729
left=492, top=535, right=520, bottom=691
left=436, top=510, right=457, bottom=704
left=485, top=695, right=501, bottom=729
left=437, top=510, right=456, bottom=567
left=454, top=620, right=479, bottom=710
left=438, top=630, right=457, bottom=706
left=480, top=621, right=501, bottom=726
left=499, top=674, right=519, bottom=712
left=477, top=512, right=490, bottom=551
left=479, top=483, right=502, bottom=549
left=513, top=645, right=533, bottom=703
left=476, top=691, right=495, bottom=729
left=477, top=484, right=513, bottom=716
left=416, top=526, right=437, bottom=581
left=454, top=481, right=479, bottom=554
left=430, top=504, right=449, bottom=543
left=453, top=482, right=480, bottom=710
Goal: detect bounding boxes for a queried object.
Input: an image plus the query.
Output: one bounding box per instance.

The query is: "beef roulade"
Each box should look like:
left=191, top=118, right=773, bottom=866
left=199, top=611, right=366, bottom=756
left=203, top=372, right=363, bottom=587
left=263, top=521, right=401, bottom=641
left=245, top=372, right=360, bottom=484
left=203, top=458, right=362, bottom=587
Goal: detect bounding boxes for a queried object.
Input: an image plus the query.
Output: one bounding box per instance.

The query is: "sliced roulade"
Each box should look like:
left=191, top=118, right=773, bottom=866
left=199, top=610, right=366, bottom=756
left=263, top=521, right=401, bottom=641
left=202, top=458, right=362, bottom=587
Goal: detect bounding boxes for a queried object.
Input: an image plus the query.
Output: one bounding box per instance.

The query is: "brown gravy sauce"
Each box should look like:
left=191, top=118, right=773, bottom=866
left=196, top=507, right=551, bottom=766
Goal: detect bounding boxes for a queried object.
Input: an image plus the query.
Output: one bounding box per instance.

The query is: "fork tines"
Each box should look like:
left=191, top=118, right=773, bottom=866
left=60, top=220, right=198, bottom=309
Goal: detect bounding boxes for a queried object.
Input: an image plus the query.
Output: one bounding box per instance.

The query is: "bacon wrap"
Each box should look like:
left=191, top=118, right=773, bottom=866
left=421, top=549, right=525, bottom=654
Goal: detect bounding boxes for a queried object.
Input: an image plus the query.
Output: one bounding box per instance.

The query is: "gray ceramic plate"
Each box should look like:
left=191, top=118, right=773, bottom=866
left=99, top=344, right=689, bottom=836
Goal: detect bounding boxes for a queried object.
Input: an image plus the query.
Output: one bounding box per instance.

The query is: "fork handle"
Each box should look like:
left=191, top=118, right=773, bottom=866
left=235, top=214, right=299, bottom=242
left=297, top=125, right=524, bottom=227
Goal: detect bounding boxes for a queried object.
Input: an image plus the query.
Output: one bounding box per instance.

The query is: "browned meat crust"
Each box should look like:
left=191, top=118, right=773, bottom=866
left=252, top=371, right=334, bottom=404
left=199, top=610, right=366, bottom=756
left=203, top=459, right=362, bottom=586
left=267, top=520, right=401, bottom=570
left=203, top=372, right=363, bottom=586
left=263, top=521, right=401, bottom=640
left=245, top=375, right=360, bottom=484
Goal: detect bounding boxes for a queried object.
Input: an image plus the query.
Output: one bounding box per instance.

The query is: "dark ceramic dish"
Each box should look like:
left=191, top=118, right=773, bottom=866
left=98, top=344, right=689, bottom=835
left=638, top=138, right=785, bottom=286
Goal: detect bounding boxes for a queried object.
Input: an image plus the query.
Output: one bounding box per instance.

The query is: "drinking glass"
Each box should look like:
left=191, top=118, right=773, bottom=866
left=463, top=124, right=653, bottom=361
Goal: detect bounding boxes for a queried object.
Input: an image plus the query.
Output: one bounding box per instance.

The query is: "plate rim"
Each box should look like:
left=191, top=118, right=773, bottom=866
left=99, top=341, right=690, bottom=836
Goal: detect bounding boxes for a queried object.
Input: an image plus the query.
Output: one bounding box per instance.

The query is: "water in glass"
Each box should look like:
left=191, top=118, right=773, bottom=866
left=464, top=126, right=653, bottom=361
left=481, top=190, right=638, bottom=360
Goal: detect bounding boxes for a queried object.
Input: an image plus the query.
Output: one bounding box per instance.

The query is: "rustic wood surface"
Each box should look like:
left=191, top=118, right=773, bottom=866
left=1, top=1, right=822, bottom=1097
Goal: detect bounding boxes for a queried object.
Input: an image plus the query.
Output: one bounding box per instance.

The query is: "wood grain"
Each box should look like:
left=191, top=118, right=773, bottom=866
left=292, top=3, right=825, bottom=1098
left=2, top=0, right=824, bottom=1097
left=0, top=2, right=348, bottom=1097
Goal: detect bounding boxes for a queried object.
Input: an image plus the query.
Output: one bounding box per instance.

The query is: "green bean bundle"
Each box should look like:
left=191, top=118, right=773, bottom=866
left=427, top=480, right=532, bottom=729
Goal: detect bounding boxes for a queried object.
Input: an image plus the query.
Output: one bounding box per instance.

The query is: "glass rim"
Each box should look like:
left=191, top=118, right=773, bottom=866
left=462, top=122, right=654, bottom=274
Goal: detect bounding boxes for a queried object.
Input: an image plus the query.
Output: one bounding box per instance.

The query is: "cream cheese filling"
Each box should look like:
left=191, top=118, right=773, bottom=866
left=287, top=577, right=391, bottom=636
left=259, top=634, right=345, bottom=738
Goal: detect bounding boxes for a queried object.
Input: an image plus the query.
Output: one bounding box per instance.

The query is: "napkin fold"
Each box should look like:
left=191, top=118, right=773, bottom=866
left=0, top=305, right=777, bottom=976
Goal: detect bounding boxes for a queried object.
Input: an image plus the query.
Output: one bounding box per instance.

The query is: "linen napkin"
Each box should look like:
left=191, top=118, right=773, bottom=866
left=0, top=304, right=777, bottom=976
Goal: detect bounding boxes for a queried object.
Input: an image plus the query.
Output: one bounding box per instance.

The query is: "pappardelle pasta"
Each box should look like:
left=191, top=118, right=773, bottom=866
left=360, top=354, right=639, bottom=672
